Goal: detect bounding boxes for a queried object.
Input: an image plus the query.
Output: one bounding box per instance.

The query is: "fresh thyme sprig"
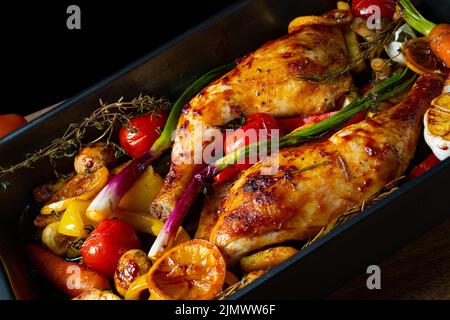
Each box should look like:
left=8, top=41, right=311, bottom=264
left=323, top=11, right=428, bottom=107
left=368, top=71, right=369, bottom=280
left=299, top=19, right=403, bottom=83
left=0, top=95, right=170, bottom=179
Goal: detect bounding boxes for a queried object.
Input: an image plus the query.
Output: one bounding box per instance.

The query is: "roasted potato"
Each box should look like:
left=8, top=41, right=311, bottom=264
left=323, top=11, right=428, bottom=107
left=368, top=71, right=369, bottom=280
left=34, top=213, right=59, bottom=228
left=74, top=142, right=118, bottom=174
left=33, top=173, right=75, bottom=204
left=240, top=270, right=266, bottom=288
left=240, top=246, right=298, bottom=273
left=41, top=222, right=76, bottom=256
left=114, top=249, right=152, bottom=297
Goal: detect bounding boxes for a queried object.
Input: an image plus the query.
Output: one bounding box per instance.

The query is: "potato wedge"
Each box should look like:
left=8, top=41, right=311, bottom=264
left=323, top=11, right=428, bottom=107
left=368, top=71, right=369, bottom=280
left=240, top=246, right=298, bottom=273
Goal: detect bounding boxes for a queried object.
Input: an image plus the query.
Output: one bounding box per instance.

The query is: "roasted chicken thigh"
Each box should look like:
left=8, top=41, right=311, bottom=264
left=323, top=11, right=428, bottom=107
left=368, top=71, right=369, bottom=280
left=210, top=75, right=443, bottom=264
left=151, top=24, right=353, bottom=220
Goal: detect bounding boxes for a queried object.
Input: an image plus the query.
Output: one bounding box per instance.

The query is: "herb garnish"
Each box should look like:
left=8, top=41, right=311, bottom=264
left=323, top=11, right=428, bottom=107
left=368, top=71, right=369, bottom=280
left=0, top=95, right=170, bottom=180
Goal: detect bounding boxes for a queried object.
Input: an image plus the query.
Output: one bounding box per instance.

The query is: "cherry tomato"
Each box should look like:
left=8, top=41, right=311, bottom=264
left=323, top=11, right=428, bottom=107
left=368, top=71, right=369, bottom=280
left=408, top=153, right=440, bottom=179
left=278, top=111, right=337, bottom=133
left=213, top=166, right=240, bottom=184
left=360, top=83, right=374, bottom=95
left=343, top=112, right=367, bottom=127
left=214, top=114, right=282, bottom=183
left=224, top=113, right=283, bottom=169
left=352, top=0, right=397, bottom=20
left=119, top=111, right=167, bottom=159
left=0, top=114, right=27, bottom=138
left=81, top=219, right=141, bottom=278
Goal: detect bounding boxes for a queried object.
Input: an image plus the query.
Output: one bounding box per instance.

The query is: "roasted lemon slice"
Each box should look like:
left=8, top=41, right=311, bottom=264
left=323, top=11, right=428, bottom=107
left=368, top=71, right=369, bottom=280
left=288, top=9, right=352, bottom=33
left=404, top=37, right=448, bottom=77
left=146, top=239, right=226, bottom=300
left=41, top=167, right=109, bottom=214
left=424, top=93, right=450, bottom=160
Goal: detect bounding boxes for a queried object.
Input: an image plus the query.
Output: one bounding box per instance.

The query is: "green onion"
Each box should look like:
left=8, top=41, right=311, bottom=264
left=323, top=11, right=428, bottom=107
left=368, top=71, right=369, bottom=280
left=151, top=61, right=237, bottom=154
left=399, top=0, right=436, bottom=36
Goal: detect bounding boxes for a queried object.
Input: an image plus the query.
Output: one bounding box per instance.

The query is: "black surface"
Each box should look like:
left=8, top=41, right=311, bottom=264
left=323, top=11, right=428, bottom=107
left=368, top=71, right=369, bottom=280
left=3, top=1, right=238, bottom=115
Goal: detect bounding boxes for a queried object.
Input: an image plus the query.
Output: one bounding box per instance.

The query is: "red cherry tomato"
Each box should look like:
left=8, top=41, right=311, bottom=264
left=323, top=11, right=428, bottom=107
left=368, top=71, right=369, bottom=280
left=408, top=153, right=440, bottom=179
left=81, top=219, right=141, bottom=278
left=119, top=111, right=167, bottom=159
left=224, top=113, right=283, bottom=169
left=360, top=83, right=374, bottom=95
left=278, top=111, right=337, bottom=133
left=343, top=112, right=367, bottom=127
left=0, top=114, right=27, bottom=138
left=352, top=0, right=397, bottom=20
left=214, top=113, right=282, bottom=183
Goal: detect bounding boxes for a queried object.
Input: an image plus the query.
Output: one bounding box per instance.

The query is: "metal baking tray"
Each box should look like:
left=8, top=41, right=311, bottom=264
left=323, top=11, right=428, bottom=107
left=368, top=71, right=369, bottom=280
left=1, top=0, right=449, bottom=300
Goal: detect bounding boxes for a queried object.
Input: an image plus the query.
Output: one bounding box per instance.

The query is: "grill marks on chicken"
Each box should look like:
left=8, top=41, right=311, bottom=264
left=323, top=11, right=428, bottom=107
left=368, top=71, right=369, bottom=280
left=210, top=75, right=443, bottom=264
left=151, top=25, right=353, bottom=220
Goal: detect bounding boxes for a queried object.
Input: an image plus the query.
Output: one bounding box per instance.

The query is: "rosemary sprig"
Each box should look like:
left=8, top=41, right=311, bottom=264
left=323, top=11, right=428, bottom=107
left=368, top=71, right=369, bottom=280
left=0, top=95, right=170, bottom=179
left=299, top=19, right=403, bottom=83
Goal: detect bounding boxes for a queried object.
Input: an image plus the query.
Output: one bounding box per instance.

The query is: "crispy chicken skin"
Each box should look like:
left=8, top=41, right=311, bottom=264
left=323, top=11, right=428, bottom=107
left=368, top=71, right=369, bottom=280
left=151, top=25, right=353, bottom=220
left=210, top=75, right=443, bottom=264
left=195, top=181, right=234, bottom=240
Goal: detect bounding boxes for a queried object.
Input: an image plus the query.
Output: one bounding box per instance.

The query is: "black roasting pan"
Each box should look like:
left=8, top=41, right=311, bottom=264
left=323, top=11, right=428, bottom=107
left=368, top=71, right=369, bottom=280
left=0, top=0, right=449, bottom=299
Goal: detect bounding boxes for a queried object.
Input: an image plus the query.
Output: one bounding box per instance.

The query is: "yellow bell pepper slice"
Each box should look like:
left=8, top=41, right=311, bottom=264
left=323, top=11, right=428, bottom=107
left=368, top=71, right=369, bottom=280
left=58, top=200, right=90, bottom=237
left=115, top=210, right=190, bottom=245
left=118, top=165, right=163, bottom=214
left=41, top=167, right=109, bottom=215
left=148, top=290, right=164, bottom=300
left=124, top=274, right=149, bottom=300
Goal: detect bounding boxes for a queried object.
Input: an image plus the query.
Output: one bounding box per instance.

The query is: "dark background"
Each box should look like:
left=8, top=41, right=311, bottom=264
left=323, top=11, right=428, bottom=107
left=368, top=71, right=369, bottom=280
left=3, top=1, right=238, bottom=116
left=2, top=0, right=446, bottom=116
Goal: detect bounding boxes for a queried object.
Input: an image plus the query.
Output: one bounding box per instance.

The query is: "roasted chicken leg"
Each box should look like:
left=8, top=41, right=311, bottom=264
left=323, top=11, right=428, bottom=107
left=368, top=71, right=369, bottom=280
left=209, top=75, right=443, bottom=264
left=151, top=24, right=353, bottom=220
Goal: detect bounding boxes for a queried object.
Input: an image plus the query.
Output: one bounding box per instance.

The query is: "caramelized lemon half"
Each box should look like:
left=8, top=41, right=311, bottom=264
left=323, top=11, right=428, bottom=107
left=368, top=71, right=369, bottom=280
left=146, top=239, right=226, bottom=300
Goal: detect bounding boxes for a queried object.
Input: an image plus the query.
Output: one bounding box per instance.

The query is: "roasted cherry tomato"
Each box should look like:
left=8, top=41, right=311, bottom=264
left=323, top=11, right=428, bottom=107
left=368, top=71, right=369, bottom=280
left=352, top=0, right=397, bottom=20
left=408, top=153, right=440, bottom=179
left=0, top=114, right=27, bottom=138
left=224, top=113, right=282, bottom=169
left=81, top=219, right=141, bottom=278
left=343, top=112, right=367, bottom=127
left=213, top=166, right=240, bottom=184
left=360, top=83, right=374, bottom=94
left=214, top=113, right=282, bottom=183
left=119, top=111, right=167, bottom=159
left=278, top=111, right=337, bottom=133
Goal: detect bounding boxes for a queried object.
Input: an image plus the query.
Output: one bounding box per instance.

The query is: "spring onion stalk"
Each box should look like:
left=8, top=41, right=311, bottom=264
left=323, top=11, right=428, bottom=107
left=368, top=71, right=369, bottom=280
left=86, top=61, right=237, bottom=221
left=399, top=0, right=436, bottom=36
left=149, top=69, right=416, bottom=259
